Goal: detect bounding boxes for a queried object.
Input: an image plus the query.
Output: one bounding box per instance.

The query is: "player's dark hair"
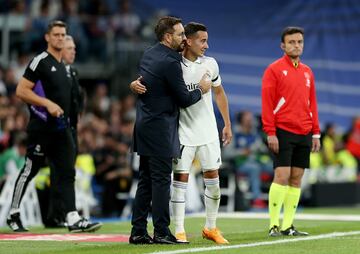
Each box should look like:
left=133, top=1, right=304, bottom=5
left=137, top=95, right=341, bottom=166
left=184, top=22, right=207, bottom=38
left=154, top=16, right=182, bottom=41
left=47, top=20, right=67, bottom=34
left=281, top=26, right=304, bottom=42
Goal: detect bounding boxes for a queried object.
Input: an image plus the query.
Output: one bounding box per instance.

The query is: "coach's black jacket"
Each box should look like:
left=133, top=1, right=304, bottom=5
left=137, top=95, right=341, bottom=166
left=133, top=42, right=202, bottom=158
left=68, top=66, right=84, bottom=129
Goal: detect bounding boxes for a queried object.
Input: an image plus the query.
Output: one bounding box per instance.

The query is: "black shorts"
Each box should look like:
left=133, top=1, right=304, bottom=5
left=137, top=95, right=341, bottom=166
left=273, top=128, right=312, bottom=169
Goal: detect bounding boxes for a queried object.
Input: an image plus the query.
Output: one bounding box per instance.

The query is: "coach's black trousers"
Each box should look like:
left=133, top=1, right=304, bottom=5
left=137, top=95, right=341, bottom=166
left=47, top=127, right=78, bottom=222
left=10, top=128, right=77, bottom=214
left=131, top=155, right=172, bottom=236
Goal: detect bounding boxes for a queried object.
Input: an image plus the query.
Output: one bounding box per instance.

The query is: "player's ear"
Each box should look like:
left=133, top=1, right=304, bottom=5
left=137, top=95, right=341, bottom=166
left=164, top=32, right=172, bottom=44
left=45, top=33, right=50, bottom=43
left=280, top=42, right=285, bottom=51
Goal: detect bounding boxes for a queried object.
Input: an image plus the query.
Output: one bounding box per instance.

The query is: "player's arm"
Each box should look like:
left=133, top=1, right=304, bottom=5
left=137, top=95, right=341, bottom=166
left=213, top=85, right=232, bottom=146
left=16, top=77, right=63, bottom=117
left=261, top=67, right=279, bottom=153
left=165, top=60, right=210, bottom=107
left=72, top=67, right=85, bottom=115
left=309, top=71, right=321, bottom=152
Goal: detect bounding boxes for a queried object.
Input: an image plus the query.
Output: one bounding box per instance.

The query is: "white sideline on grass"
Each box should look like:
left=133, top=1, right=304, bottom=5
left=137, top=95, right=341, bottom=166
left=150, top=231, right=360, bottom=254
left=190, top=212, right=360, bottom=221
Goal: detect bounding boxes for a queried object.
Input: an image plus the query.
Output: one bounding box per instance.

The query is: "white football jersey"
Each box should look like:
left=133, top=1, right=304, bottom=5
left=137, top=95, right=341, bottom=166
left=179, top=56, right=222, bottom=146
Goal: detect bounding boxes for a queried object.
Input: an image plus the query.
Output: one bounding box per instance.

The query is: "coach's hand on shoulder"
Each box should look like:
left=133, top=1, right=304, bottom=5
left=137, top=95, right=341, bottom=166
left=130, top=76, right=147, bottom=94
left=267, top=135, right=279, bottom=154
left=45, top=99, right=64, bottom=117
left=198, top=74, right=211, bottom=94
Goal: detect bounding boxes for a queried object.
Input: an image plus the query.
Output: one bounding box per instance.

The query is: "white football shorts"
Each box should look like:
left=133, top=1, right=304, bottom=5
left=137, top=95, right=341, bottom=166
left=173, top=139, right=222, bottom=173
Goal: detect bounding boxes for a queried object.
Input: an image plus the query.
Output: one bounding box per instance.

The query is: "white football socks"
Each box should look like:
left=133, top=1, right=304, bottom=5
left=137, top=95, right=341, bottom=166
left=66, top=211, right=81, bottom=226
left=9, top=208, right=21, bottom=215
left=171, top=180, right=187, bottom=234
left=204, top=177, right=220, bottom=229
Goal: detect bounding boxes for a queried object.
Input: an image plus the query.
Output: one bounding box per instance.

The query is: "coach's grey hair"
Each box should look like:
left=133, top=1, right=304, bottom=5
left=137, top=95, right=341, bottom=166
left=65, top=35, right=74, bottom=41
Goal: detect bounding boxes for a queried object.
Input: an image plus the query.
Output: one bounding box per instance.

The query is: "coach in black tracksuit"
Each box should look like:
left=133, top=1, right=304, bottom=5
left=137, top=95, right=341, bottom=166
left=7, top=21, right=101, bottom=233
left=129, top=16, right=211, bottom=244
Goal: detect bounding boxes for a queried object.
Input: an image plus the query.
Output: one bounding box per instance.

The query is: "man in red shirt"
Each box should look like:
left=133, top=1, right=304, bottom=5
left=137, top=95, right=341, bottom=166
left=261, top=27, right=321, bottom=237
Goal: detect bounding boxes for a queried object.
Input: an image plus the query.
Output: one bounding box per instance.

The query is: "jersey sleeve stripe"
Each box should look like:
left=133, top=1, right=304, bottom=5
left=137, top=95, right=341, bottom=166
left=29, top=52, right=48, bottom=71
left=273, top=97, right=286, bottom=115
left=212, top=76, right=219, bottom=82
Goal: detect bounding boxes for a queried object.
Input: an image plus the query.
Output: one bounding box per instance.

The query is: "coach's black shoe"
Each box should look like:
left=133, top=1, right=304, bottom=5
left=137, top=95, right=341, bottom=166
left=281, top=225, right=309, bottom=236
left=7, top=213, right=29, bottom=232
left=268, top=225, right=282, bottom=237
left=68, top=218, right=102, bottom=233
left=129, top=234, right=154, bottom=244
left=44, top=218, right=66, bottom=228
left=153, top=233, right=179, bottom=244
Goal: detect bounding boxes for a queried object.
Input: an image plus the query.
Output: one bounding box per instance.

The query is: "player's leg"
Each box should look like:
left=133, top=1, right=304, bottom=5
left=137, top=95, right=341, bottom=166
left=202, top=170, right=221, bottom=229
left=281, top=167, right=306, bottom=235
left=268, top=167, right=289, bottom=236
left=49, top=129, right=101, bottom=232
left=268, top=128, right=293, bottom=236
left=46, top=161, right=66, bottom=228
left=281, top=133, right=311, bottom=236
left=172, top=145, right=195, bottom=243
left=7, top=132, right=46, bottom=232
left=199, top=141, right=228, bottom=244
left=45, top=127, right=77, bottom=227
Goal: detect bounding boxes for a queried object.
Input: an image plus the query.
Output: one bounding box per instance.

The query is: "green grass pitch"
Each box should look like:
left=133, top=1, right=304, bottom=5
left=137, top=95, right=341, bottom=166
left=1, top=207, right=360, bottom=254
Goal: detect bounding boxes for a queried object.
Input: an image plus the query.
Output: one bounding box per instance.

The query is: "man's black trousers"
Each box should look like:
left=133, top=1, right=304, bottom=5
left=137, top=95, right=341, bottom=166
left=10, top=128, right=77, bottom=214
left=131, top=155, right=172, bottom=236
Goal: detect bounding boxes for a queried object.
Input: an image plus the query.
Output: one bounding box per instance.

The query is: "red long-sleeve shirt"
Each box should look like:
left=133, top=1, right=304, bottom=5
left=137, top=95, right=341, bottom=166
left=261, top=54, right=320, bottom=136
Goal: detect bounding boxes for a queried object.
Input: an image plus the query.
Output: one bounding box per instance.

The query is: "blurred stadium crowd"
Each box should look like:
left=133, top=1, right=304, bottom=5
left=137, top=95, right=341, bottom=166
left=0, top=0, right=360, bottom=219
left=0, top=0, right=163, bottom=60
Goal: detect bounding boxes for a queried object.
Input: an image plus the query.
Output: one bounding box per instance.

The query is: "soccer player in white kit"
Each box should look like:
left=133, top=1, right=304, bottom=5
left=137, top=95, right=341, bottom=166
left=171, top=22, right=232, bottom=244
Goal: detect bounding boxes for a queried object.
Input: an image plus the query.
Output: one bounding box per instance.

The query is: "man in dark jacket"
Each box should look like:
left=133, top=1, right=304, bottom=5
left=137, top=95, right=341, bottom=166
left=129, top=16, right=211, bottom=244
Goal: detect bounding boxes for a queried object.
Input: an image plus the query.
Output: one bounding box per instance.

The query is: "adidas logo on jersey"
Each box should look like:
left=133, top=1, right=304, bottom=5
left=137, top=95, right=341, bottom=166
left=51, top=66, right=57, bottom=72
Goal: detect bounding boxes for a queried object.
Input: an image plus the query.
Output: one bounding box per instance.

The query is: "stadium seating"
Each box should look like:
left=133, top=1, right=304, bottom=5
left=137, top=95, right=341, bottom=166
left=148, top=0, right=360, bottom=130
